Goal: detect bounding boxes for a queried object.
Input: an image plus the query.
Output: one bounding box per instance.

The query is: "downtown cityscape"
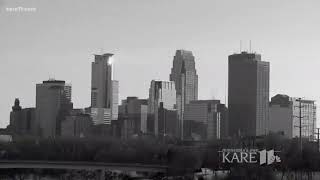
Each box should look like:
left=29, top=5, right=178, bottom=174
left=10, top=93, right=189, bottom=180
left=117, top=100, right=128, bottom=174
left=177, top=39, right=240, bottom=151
left=2, top=49, right=318, bottom=142
left=0, top=49, right=319, bottom=180
left=2, top=0, right=320, bottom=180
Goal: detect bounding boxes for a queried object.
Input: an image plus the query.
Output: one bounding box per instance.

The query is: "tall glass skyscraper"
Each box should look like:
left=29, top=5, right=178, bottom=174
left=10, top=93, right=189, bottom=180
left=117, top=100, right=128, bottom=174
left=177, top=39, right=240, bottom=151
left=91, top=53, right=113, bottom=109
left=228, top=51, right=270, bottom=137
left=169, top=50, right=198, bottom=139
left=90, top=53, right=118, bottom=125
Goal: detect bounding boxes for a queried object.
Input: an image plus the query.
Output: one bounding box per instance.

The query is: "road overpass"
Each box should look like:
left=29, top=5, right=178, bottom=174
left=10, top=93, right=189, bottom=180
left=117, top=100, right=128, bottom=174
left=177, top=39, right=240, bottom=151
left=0, top=160, right=168, bottom=179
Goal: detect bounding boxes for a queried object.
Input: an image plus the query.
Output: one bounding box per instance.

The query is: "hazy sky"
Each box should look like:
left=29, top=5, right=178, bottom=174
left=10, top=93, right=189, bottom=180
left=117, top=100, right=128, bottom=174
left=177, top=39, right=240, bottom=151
left=1, top=0, right=320, bottom=128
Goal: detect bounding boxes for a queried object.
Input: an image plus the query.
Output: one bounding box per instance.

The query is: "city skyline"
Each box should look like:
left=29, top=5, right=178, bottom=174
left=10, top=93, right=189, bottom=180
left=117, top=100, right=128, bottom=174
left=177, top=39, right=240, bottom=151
left=2, top=0, right=320, bottom=128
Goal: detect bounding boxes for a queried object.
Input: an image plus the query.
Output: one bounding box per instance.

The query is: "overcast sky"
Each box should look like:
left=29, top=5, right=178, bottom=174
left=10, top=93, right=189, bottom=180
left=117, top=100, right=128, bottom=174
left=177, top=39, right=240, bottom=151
left=1, top=0, right=320, bottom=128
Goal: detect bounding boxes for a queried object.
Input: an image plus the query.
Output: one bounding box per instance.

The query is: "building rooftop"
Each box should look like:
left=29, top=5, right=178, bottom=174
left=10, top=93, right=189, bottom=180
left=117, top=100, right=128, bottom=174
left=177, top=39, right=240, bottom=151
left=42, top=79, right=65, bottom=84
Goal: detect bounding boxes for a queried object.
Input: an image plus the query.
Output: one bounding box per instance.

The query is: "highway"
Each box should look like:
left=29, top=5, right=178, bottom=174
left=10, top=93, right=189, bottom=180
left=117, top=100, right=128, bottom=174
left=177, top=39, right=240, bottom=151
left=0, top=160, right=168, bottom=179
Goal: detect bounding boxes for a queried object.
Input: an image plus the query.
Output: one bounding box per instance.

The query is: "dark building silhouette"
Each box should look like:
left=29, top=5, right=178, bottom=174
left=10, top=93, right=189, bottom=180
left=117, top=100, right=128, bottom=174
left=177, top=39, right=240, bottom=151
left=116, top=97, right=148, bottom=139
left=61, top=109, right=93, bottom=138
left=183, top=100, right=221, bottom=140
left=269, top=94, right=317, bottom=139
left=218, top=103, right=229, bottom=139
left=158, top=102, right=179, bottom=138
left=228, top=51, right=270, bottom=137
left=36, top=79, right=73, bottom=138
left=148, top=80, right=177, bottom=136
left=8, top=98, right=36, bottom=136
left=170, top=50, right=198, bottom=139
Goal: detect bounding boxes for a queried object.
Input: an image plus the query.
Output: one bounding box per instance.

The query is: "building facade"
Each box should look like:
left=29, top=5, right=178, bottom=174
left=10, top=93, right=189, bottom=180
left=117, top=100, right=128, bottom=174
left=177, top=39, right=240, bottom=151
left=169, top=50, right=198, bottom=139
left=292, top=98, right=316, bottom=139
left=116, top=97, right=148, bottom=139
left=9, top=99, right=36, bottom=136
left=183, top=100, right=221, bottom=140
left=61, top=109, right=93, bottom=138
left=228, top=51, right=270, bottom=137
left=90, top=53, right=118, bottom=126
left=269, top=94, right=317, bottom=140
left=148, top=80, right=177, bottom=136
left=218, top=104, right=229, bottom=139
left=36, top=80, right=73, bottom=138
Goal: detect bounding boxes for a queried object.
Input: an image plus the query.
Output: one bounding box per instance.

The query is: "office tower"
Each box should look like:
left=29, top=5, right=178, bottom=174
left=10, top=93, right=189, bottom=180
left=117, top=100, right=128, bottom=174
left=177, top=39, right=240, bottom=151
left=61, top=109, right=93, bottom=138
left=148, top=80, right=177, bottom=136
left=9, top=98, right=36, bottom=136
left=228, top=51, right=270, bottom=137
left=269, top=94, right=317, bottom=140
left=91, top=53, right=113, bottom=108
left=184, top=100, right=221, bottom=140
left=169, top=50, right=198, bottom=138
left=90, top=53, right=118, bottom=126
left=36, top=80, right=73, bottom=138
left=116, top=97, right=148, bottom=139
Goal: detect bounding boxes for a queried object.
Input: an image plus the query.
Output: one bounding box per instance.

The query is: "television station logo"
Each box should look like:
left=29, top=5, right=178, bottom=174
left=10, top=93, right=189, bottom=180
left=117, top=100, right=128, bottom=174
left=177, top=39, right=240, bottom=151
left=219, top=148, right=281, bottom=165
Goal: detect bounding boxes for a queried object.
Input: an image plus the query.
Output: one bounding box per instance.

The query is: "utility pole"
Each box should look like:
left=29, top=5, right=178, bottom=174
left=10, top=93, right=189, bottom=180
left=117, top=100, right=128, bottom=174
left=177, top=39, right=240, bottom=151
left=295, top=98, right=304, bottom=152
left=299, top=98, right=302, bottom=152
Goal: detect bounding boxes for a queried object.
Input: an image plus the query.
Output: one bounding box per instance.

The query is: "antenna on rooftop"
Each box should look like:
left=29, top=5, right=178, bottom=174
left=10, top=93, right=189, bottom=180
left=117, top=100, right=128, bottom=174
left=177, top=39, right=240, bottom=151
left=240, top=40, right=242, bottom=52
left=48, top=75, right=55, bottom=81
left=249, top=40, right=252, bottom=53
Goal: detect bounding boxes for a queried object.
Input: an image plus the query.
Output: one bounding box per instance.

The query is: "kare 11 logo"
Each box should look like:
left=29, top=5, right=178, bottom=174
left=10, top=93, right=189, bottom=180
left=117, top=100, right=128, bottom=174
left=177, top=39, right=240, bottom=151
left=219, top=148, right=281, bottom=165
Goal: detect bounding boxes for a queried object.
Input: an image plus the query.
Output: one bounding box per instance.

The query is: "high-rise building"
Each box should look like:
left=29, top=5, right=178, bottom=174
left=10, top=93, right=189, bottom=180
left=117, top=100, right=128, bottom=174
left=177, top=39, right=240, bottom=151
left=36, top=80, right=73, bottom=138
left=8, top=98, right=36, bottom=136
left=116, top=97, right=148, bottom=139
left=269, top=94, right=317, bottom=140
left=169, top=50, right=198, bottom=138
left=148, top=80, right=177, bottom=136
left=61, top=109, right=93, bottom=138
left=91, top=53, right=113, bottom=108
left=183, top=100, right=221, bottom=140
left=90, top=53, right=118, bottom=126
left=228, top=51, right=270, bottom=137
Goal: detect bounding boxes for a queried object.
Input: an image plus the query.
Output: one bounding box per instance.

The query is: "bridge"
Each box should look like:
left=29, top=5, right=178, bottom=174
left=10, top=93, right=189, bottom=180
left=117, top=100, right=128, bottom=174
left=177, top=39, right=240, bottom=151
left=0, top=160, right=168, bottom=179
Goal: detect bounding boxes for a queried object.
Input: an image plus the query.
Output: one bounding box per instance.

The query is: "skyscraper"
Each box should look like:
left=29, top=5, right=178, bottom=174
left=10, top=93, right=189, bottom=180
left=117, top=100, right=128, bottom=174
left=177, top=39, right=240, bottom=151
left=90, top=53, right=118, bottom=126
left=91, top=53, right=113, bottom=109
left=228, top=51, right=270, bottom=137
left=148, top=80, right=177, bottom=136
left=36, top=80, right=73, bottom=138
left=169, top=50, right=198, bottom=139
